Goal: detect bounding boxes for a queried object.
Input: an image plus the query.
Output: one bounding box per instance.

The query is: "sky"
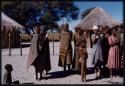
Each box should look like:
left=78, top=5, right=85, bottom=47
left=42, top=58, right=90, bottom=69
left=58, top=1, right=123, bottom=32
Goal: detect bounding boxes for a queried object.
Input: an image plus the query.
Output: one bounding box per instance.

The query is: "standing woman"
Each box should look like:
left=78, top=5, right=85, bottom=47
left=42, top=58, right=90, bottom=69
left=72, top=27, right=82, bottom=72
left=91, top=25, right=104, bottom=79
left=106, top=28, right=121, bottom=78
left=58, top=23, right=73, bottom=71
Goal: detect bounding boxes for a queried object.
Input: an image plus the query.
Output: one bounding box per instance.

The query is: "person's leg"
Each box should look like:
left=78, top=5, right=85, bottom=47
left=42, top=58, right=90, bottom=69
left=64, top=64, right=66, bottom=71
left=39, top=71, right=43, bottom=80
left=64, top=57, right=66, bottom=71
left=34, top=67, right=38, bottom=80
left=113, top=68, right=117, bottom=77
left=95, top=67, right=98, bottom=79
left=68, top=64, right=71, bottom=71
left=110, top=68, right=113, bottom=79
left=45, top=70, right=48, bottom=75
left=97, top=67, right=101, bottom=79
left=83, top=62, right=87, bottom=82
left=81, top=63, right=84, bottom=82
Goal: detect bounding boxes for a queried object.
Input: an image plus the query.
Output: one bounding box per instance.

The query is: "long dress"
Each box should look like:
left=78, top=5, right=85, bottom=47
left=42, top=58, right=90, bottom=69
left=91, top=34, right=103, bottom=67
left=72, top=32, right=82, bottom=71
left=58, top=30, right=73, bottom=67
left=107, top=35, right=121, bottom=69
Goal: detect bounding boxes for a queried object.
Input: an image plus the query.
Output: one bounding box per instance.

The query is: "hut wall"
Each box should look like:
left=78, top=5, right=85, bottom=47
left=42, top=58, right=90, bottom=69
left=2, top=27, right=20, bottom=48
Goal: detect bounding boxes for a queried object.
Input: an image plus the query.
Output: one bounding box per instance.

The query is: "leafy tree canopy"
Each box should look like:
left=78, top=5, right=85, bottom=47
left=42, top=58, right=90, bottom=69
left=2, top=1, right=79, bottom=33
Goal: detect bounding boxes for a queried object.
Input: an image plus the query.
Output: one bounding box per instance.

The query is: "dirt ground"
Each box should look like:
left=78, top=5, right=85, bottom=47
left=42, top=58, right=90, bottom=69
left=1, top=42, right=123, bottom=84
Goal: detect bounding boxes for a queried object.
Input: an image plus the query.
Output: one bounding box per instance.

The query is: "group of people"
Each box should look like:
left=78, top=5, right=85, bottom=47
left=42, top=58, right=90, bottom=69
left=3, top=23, right=123, bottom=84
left=58, top=23, right=123, bottom=82
left=27, top=23, right=123, bottom=82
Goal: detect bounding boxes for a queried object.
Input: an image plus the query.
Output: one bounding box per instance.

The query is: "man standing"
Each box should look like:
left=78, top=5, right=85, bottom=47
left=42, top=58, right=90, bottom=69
left=27, top=24, right=51, bottom=80
left=58, top=23, right=73, bottom=71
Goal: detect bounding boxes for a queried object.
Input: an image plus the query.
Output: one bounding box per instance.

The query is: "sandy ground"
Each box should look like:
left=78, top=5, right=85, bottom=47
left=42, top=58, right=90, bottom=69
left=1, top=42, right=123, bottom=84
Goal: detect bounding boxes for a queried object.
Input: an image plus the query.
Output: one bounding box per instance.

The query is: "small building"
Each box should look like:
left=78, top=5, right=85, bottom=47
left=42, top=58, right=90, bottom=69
left=77, top=7, right=120, bottom=30
left=1, top=12, right=24, bottom=48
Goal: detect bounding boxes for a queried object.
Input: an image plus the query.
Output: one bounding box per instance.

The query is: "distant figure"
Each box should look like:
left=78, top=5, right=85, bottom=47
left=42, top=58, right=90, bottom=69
left=27, top=25, right=51, bottom=80
left=3, top=64, right=19, bottom=84
left=58, top=23, right=73, bottom=71
left=72, top=27, right=82, bottom=71
left=79, top=40, right=88, bottom=82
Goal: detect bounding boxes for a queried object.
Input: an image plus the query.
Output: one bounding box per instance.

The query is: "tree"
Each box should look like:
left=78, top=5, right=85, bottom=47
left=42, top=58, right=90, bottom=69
left=81, top=7, right=95, bottom=20
left=2, top=1, right=79, bottom=32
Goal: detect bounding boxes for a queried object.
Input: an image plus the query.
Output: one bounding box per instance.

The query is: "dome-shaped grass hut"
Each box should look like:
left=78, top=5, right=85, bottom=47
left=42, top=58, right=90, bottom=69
left=76, top=7, right=121, bottom=48
left=77, top=7, right=120, bottom=30
left=1, top=12, right=24, bottom=48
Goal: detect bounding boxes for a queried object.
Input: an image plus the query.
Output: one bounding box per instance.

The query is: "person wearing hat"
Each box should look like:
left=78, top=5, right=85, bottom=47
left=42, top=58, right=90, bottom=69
left=91, top=25, right=104, bottom=80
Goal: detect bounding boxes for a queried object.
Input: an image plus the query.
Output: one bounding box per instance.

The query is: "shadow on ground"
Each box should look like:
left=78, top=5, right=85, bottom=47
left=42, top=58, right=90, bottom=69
left=43, top=70, right=74, bottom=80
left=42, top=67, right=123, bottom=80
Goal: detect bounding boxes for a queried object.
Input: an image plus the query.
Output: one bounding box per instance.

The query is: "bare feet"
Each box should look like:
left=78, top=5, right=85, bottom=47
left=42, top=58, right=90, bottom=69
left=82, top=79, right=86, bottom=82
left=39, top=77, right=43, bottom=80
left=110, top=75, right=113, bottom=79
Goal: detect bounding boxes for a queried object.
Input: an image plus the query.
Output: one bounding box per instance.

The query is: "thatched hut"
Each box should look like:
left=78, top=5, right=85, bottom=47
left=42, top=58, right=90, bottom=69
left=1, top=12, right=24, bottom=48
left=77, top=7, right=120, bottom=30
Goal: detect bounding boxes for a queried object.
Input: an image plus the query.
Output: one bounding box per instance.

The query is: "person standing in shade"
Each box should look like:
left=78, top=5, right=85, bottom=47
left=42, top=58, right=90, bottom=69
left=58, top=23, right=73, bottom=71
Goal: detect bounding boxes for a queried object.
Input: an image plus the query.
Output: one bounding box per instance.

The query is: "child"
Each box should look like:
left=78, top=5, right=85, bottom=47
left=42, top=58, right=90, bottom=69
left=3, top=64, right=13, bottom=84
left=79, top=41, right=88, bottom=82
left=3, top=64, right=19, bottom=84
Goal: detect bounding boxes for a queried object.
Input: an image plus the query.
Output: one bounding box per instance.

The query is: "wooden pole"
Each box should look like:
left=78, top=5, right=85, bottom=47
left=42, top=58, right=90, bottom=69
left=9, top=33, right=11, bottom=56
left=20, top=33, right=22, bottom=56
left=52, top=30, right=54, bottom=55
